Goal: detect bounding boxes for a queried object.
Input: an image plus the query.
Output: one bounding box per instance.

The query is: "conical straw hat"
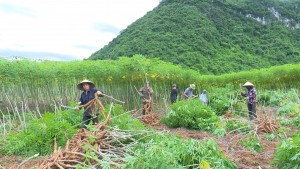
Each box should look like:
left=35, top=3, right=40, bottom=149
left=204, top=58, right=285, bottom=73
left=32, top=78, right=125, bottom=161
left=242, top=81, right=254, bottom=87
left=77, top=79, right=95, bottom=90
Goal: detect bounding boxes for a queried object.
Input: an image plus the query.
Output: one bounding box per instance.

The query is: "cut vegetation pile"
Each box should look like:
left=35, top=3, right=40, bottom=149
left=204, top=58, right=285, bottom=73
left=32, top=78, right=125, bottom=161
left=256, top=113, right=280, bottom=134
left=137, top=113, right=160, bottom=126
left=38, top=115, right=112, bottom=168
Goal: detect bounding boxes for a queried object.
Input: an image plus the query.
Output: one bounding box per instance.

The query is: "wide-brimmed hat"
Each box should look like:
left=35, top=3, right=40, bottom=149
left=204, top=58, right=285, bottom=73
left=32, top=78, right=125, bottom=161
left=242, top=82, right=254, bottom=87
left=77, top=79, right=95, bottom=90
left=190, top=84, right=196, bottom=89
left=172, top=84, right=176, bottom=87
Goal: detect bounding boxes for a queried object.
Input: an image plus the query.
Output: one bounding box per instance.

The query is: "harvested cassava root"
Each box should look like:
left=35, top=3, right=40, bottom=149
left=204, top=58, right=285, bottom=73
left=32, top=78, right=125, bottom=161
left=138, top=113, right=160, bottom=126
left=256, top=114, right=279, bottom=134
left=38, top=114, right=112, bottom=169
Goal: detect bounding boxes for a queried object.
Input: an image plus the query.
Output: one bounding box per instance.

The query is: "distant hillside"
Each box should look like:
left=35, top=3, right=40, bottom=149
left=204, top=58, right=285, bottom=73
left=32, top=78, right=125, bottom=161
left=90, top=0, right=300, bottom=74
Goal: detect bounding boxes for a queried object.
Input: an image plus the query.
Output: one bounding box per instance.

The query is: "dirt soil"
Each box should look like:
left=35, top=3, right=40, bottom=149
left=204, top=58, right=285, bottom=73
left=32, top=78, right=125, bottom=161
left=151, top=123, right=279, bottom=169
left=138, top=107, right=284, bottom=169
left=0, top=154, right=43, bottom=169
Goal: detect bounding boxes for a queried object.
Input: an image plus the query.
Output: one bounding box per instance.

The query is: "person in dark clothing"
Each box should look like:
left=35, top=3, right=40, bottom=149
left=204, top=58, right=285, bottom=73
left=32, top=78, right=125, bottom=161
left=75, top=79, right=104, bottom=128
left=241, top=81, right=257, bottom=120
left=170, top=84, right=178, bottom=104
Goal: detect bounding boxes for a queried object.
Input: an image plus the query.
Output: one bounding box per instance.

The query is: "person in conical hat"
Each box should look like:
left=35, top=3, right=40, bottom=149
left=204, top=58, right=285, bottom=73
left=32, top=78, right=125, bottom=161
left=241, top=81, right=257, bottom=120
left=75, top=79, right=105, bottom=128
left=183, top=84, right=196, bottom=100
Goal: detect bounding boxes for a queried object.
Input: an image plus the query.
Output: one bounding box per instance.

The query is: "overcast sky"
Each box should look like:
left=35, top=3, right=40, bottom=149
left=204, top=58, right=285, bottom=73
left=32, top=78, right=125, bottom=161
left=0, top=0, right=160, bottom=60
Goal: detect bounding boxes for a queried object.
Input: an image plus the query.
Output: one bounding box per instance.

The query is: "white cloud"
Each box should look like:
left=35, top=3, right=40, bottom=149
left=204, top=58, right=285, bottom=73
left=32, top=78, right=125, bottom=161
left=0, top=0, right=159, bottom=60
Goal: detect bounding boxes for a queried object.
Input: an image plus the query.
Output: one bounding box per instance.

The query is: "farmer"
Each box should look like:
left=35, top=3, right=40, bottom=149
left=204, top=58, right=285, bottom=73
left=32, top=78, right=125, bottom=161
left=241, top=81, right=257, bottom=120
left=170, top=84, right=178, bottom=104
left=199, top=90, right=208, bottom=104
left=139, top=81, right=154, bottom=115
left=74, top=79, right=104, bottom=128
left=183, top=84, right=196, bottom=100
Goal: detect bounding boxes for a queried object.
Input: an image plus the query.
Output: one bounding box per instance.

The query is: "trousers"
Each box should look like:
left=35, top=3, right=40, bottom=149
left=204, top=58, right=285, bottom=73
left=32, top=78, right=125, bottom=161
left=82, top=115, right=99, bottom=128
left=247, top=103, right=257, bottom=120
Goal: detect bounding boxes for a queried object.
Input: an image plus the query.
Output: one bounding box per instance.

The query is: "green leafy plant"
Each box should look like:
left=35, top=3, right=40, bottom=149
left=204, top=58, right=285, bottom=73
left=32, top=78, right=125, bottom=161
left=226, top=119, right=251, bottom=134
left=264, top=133, right=276, bottom=141
left=239, top=134, right=263, bottom=153
left=125, top=135, right=237, bottom=169
left=274, top=132, right=300, bottom=169
left=103, top=104, right=145, bottom=130
left=209, top=97, right=231, bottom=116
left=0, top=110, right=80, bottom=157
left=277, top=103, right=299, bottom=116
left=162, top=99, right=225, bottom=136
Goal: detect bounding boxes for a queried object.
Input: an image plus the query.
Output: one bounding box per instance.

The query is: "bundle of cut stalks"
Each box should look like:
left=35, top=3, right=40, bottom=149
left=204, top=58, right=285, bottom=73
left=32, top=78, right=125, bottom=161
left=38, top=115, right=113, bottom=169
left=256, top=109, right=280, bottom=134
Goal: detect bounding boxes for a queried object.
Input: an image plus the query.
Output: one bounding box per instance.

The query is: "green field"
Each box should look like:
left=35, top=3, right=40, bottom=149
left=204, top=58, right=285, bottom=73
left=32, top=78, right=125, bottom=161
left=0, top=56, right=300, bottom=168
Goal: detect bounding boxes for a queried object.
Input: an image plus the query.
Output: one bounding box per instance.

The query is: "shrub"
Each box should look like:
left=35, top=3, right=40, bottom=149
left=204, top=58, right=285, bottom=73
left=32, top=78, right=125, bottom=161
left=162, top=100, right=224, bottom=136
left=276, top=103, right=299, bottom=116
left=239, top=134, right=263, bottom=153
left=257, top=92, right=271, bottom=106
left=226, top=119, right=251, bottom=133
left=273, top=132, right=300, bottom=169
left=1, top=110, right=80, bottom=156
left=104, top=104, right=145, bottom=130
left=125, top=135, right=237, bottom=169
left=209, top=97, right=231, bottom=116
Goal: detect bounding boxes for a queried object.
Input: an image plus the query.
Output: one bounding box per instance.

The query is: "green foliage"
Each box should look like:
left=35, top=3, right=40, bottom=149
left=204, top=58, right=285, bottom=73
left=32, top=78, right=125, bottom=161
left=239, top=134, right=263, bottom=153
left=264, top=133, right=276, bottom=141
left=208, top=88, right=234, bottom=116
left=257, top=91, right=271, bottom=106
left=104, top=104, right=145, bottom=130
left=90, top=0, right=300, bottom=75
left=0, top=110, right=81, bottom=156
left=266, top=89, right=300, bottom=107
left=274, top=132, right=300, bottom=169
left=125, top=135, right=237, bottom=169
left=226, top=119, right=251, bottom=133
left=1, top=56, right=300, bottom=119
left=162, top=99, right=225, bottom=136
left=277, top=103, right=299, bottom=116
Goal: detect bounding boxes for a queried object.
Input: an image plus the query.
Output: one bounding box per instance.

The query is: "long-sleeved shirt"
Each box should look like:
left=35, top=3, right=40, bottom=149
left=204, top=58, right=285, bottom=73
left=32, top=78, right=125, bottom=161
left=243, top=88, right=257, bottom=104
left=79, top=88, right=104, bottom=116
left=199, top=93, right=207, bottom=104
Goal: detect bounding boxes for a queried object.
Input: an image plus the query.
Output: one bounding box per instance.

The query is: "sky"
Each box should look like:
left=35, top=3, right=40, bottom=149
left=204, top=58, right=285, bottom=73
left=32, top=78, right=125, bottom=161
left=0, top=0, right=160, bottom=60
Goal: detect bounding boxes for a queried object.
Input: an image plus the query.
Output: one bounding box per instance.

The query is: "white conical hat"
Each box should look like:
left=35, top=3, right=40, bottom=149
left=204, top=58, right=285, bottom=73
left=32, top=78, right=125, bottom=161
left=77, top=79, right=95, bottom=90
left=242, top=81, right=254, bottom=87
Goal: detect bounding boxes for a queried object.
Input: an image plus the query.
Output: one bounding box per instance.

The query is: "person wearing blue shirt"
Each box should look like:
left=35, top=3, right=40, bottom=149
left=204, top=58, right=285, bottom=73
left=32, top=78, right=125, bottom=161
left=199, top=90, right=208, bottom=104
left=75, top=79, right=104, bottom=128
left=183, top=84, right=196, bottom=100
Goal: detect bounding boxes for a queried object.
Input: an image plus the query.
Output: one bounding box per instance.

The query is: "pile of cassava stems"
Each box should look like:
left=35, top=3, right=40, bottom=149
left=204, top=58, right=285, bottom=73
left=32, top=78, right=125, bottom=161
left=38, top=113, right=140, bottom=169
left=256, top=110, right=280, bottom=134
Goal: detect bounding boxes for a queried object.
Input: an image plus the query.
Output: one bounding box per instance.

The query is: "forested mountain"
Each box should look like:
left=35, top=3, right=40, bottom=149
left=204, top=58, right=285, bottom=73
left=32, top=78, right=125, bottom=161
left=90, top=0, right=300, bottom=74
